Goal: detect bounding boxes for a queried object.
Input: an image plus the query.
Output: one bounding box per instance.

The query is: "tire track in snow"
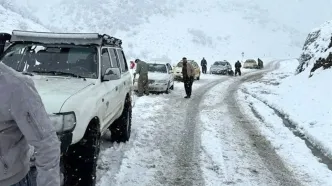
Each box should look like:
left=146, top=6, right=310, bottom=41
left=170, top=78, right=227, bottom=186
left=225, top=61, right=303, bottom=186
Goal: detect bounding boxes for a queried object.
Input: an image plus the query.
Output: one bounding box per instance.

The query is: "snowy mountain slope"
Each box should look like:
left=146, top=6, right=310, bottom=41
left=3, top=0, right=332, bottom=65
left=0, top=4, right=48, bottom=33
left=297, top=20, right=332, bottom=75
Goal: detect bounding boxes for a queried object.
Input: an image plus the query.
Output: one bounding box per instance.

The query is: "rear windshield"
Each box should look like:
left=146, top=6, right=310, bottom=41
left=213, top=62, right=227, bottom=65
left=1, top=43, right=98, bottom=78
left=148, top=63, right=167, bottom=73
left=177, top=62, right=183, bottom=67
left=245, top=60, right=256, bottom=63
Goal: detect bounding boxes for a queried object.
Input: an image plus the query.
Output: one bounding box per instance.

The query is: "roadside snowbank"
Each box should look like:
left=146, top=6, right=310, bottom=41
left=237, top=91, right=332, bottom=186
left=238, top=59, right=332, bottom=177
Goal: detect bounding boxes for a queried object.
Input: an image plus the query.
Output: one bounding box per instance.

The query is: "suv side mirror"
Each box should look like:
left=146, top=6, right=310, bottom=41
left=102, top=67, right=121, bottom=81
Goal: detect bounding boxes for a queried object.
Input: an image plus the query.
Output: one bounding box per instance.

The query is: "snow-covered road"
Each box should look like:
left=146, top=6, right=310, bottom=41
left=95, top=61, right=331, bottom=186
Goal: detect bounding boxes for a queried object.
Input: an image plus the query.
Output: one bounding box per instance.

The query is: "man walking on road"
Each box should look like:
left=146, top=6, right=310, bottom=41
left=235, top=60, right=242, bottom=76
left=182, top=57, right=195, bottom=98
left=134, top=59, right=149, bottom=97
left=0, top=63, right=61, bottom=186
left=201, top=57, right=207, bottom=74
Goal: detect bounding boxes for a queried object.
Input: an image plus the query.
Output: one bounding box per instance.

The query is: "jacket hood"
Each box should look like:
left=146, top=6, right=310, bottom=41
left=31, top=76, right=94, bottom=113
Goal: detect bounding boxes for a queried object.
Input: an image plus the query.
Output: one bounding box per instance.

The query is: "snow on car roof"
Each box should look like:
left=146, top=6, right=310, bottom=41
left=10, top=30, right=122, bottom=47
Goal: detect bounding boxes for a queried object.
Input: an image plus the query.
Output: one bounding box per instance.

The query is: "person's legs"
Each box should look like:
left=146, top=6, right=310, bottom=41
left=183, top=78, right=190, bottom=97
left=187, top=77, right=193, bottom=97
left=143, top=75, right=149, bottom=95
left=137, top=76, right=144, bottom=96
left=239, top=69, right=241, bottom=76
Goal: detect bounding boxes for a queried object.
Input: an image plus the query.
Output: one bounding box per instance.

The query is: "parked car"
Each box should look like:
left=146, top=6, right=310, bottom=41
left=133, top=61, right=174, bottom=93
left=173, top=60, right=201, bottom=80
left=243, top=59, right=258, bottom=69
left=0, top=30, right=133, bottom=186
left=210, top=60, right=232, bottom=75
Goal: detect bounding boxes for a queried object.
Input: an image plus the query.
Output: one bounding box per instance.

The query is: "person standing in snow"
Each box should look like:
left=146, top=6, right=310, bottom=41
left=201, top=57, right=207, bottom=74
left=134, top=59, right=149, bottom=97
left=0, top=62, right=61, bottom=186
left=235, top=60, right=242, bottom=76
left=182, top=57, right=195, bottom=98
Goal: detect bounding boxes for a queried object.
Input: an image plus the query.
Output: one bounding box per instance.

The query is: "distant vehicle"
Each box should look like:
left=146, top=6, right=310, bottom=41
left=133, top=62, right=174, bottom=93
left=173, top=60, right=201, bottom=80
left=243, top=59, right=258, bottom=69
left=210, top=60, right=232, bottom=75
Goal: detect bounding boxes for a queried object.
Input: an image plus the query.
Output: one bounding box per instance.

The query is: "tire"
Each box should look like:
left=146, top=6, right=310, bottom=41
left=196, top=75, right=200, bottom=80
left=63, top=120, right=101, bottom=186
left=110, top=96, right=132, bottom=143
left=165, top=82, right=170, bottom=94
left=170, top=82, right=174, bottom=90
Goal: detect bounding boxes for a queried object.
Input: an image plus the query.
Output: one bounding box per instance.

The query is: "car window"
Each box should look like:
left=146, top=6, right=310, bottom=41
left=214, top=62, right=227, bottom=65
left=177, top=62, right=183, bottom=67
left=1, top=43, right=98, bottom=78
left=108, top=48, right=120, bottom=68
left=101, top=48, right=111, bottom=76
left=167, top=63, right=172, bottom=71
left=116, top=49, right=128, bottom=72
left=191, top=62, right=198, bottom=68
left=148, top=63, right=167, bottom=73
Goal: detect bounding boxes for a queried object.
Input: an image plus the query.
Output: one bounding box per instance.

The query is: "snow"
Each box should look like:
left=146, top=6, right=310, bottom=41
left=199, top=78, right=281, bottom=185
left=237, top=59, right=332, bottom=185
left=297, top=20, right=332, bottom=74
left=0, top=4, right=48, bottom=33
left=97, top=76, right=223, bottom=186
left=3, top=0, right=332, bottom=66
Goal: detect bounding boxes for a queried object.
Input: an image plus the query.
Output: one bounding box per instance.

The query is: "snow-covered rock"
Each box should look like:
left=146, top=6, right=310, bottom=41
left=297, top=20, right=332, bottom=76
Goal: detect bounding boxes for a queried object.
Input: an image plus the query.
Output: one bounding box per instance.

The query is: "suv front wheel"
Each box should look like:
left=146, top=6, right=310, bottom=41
left=109, top=96, right=132, bottom=143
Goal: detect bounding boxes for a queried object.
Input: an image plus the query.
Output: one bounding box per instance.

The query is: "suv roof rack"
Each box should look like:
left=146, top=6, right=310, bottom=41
left=10, top=30, right=122, bottom=47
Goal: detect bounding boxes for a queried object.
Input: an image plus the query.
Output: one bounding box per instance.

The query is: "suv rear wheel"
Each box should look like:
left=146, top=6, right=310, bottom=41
left=109, top=96, right=132, bottom=142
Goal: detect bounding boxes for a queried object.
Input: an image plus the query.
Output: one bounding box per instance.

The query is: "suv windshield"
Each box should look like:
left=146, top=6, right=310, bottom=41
left=148, top=63, right=167, bottom=73
left=214, top=62, right=227, bottom=65
left=1, top=43, right=98, bottom=79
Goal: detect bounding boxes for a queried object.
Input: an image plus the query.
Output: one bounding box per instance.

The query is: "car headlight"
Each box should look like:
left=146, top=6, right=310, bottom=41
left=49, top=112, right=76, bottom=133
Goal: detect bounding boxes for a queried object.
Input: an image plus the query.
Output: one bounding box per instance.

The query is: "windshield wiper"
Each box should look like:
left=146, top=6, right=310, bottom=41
left=32, top=70, right=86, bottom=79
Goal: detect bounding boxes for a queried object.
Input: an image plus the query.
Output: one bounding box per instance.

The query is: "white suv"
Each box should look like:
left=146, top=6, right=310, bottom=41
left=0, top=30, right=133, bottom=186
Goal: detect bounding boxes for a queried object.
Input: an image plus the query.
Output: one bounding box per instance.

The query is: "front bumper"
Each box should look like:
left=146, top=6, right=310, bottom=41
left=210, top=69, right=228, bottom=74
left=133, top=82, right=168, bottom=92
left=57, top=131, right=73, bottom=155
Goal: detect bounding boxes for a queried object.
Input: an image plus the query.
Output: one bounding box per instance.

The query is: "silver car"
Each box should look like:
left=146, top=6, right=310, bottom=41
left=210, top=61, right=232, bottom=75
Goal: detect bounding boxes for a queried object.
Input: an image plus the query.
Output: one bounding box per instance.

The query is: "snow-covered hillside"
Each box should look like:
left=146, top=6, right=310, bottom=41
left=0, top=4, right=47, bottom=33
left=2, top=0, right=332, bottom=65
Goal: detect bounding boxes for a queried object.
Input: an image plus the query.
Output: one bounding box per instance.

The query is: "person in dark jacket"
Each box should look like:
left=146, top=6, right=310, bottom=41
left=0, top=62, right=61, bottom=186
left=134, top=59, right=149, bottom=97
left=201, top=57, right=207, bottom=74
left=182, top=57, right=195, bottom=98
left=235, top=60, right=242, bottom=76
